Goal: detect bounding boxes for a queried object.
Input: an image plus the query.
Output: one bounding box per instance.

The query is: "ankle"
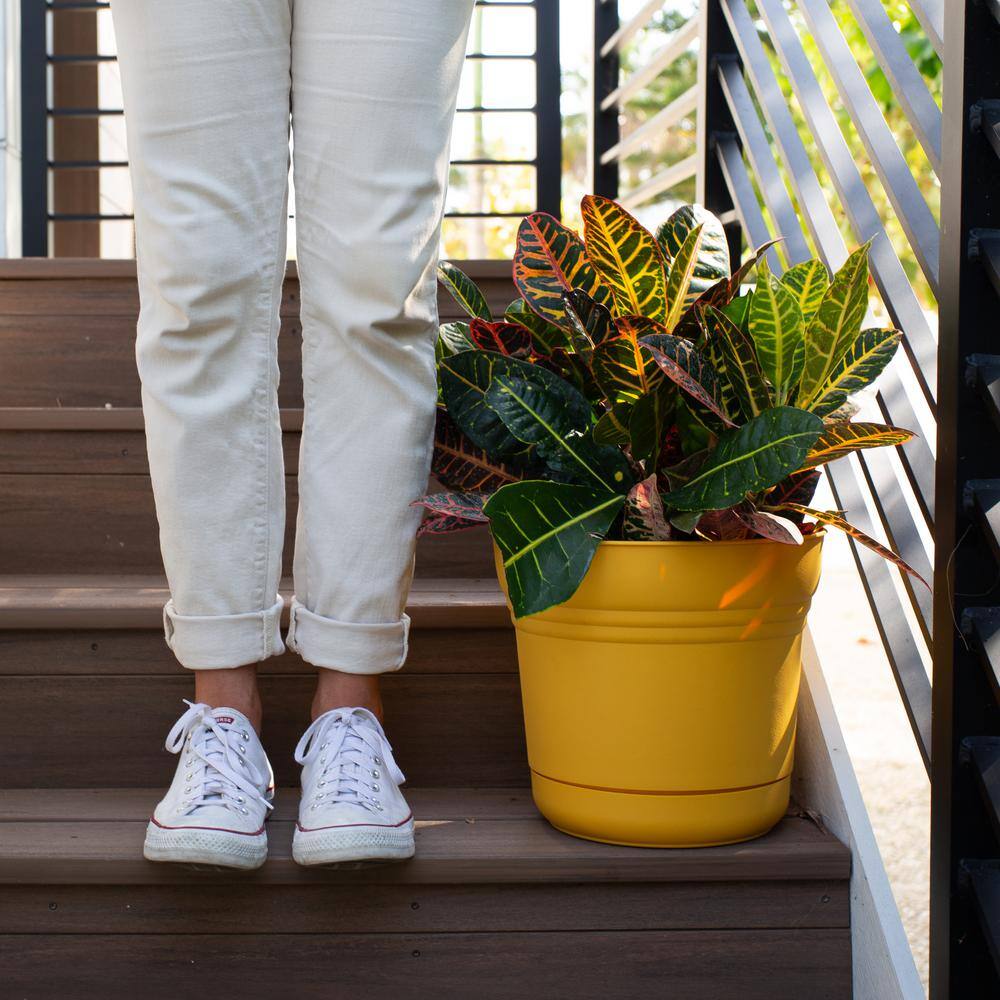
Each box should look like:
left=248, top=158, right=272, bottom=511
left=312, top=670, right=383, bottom=722
left=194, top=665, right=263, bottom=732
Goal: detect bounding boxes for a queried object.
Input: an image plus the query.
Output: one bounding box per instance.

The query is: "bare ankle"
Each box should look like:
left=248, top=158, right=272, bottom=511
left=194, top=664, right=263, bottom=732
left=312, top=670, right=383, bottom=722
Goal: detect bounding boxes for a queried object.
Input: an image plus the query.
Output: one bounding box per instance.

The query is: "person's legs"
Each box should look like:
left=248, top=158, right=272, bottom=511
left=287, top=0, right=475, bottom=864
left=112, top=0, right=292, bottom=690
left=111, top=0, right=294, bottom=867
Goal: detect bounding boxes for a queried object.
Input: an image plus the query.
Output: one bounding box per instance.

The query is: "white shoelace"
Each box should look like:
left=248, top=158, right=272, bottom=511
left=294, top=708, right=405, bottom=816
left=165, top=700, right=273, bottom=817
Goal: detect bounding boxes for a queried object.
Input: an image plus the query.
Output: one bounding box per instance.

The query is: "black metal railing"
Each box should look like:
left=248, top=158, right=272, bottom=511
left=20, top=0, right=563, bottom=257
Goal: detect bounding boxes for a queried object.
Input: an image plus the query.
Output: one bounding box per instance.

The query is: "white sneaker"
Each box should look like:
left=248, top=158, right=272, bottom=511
left=292, top=707, right=415, bottom=866
left=144, top=701, right=274, bottom=870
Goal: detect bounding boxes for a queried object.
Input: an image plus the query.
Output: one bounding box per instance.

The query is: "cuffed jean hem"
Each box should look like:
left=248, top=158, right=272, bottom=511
left=286, top=597, right=410, bottom=674
left=163, top=596, right=286, bottom=670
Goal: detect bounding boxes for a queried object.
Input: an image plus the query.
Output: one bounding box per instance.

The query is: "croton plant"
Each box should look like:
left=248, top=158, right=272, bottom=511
left=417, top=197, right=923, bottom=618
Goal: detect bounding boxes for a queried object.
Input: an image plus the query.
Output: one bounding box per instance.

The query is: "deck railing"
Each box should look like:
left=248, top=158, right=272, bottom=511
left=595, top=2, right=993, bottom=996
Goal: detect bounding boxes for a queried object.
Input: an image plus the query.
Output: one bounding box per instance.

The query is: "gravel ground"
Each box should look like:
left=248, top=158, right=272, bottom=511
left=808, top=526, right=930, bottom=992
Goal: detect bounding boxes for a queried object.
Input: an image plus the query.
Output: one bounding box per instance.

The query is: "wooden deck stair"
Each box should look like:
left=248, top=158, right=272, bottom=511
left=0, top=261, right=853, bottom=998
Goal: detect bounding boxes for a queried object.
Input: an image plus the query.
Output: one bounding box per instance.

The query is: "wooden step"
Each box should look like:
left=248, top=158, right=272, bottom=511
left=0, top=787, right=852, bottom=998
left=0, top=259, right=516, bottom=408
left=0, top=576, right=524, bottom=789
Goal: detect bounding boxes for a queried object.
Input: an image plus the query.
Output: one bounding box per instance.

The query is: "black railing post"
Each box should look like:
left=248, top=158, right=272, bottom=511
left=592, top=0, right=619, bottom=200
left=534, top=0, right=562, bottom=218
left=933, top=0, right=1000, bottom=996
left=696, top=1, right=741, bottom=265
left=20, top=0, right=48, bottom=257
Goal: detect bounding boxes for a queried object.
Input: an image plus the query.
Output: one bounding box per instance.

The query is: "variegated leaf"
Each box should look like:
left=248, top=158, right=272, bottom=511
left=803, top=327, right=901, bottom=415
left=594, top=402, right=633, bottom=445
left=639, top=332, right=735, bottom=428
left=437, top=260, right=492, bottom=320
left=749, top=257, right=805, bottom=404
left=799, top=421, right=914, bottom=470
left=662, top=407, right=824, bottom=512
left=504, top=299, right=573, bottom=357
left=431, top=409, right=531, bottom=493
left=700, top=304, right=771, bottom=420
left=486, top=481, right=626, bottom=618
left=655, top=204, right=730, bottom=298
left=664, top=224, right=705, bottom=331
left=735, top=505, right=804, bottom=545
left=628, top=385, right=676, bottom=467
left=623, top=475, right=673, bottom=540
left=414, top=491, right=490, bottom=537
left=563, top=288, right=616, bottom=363
left=513, top=213, right=614, bottom=331
left=780, top=259, right=829, bottom=326
left=467, top=318, right=533, bottom=358
left=581, top=195, right=668, bottom=322
left=661, top=449, right=709, bottom=491
left=763, top=470, right=822, bottom=514
left=797, top=242, right=872, bottom=404
left=696, top=508, right=751, bottom=541
left=593, top=316, right=664, bottom=404
left=774, top=504, right=929, bottom=588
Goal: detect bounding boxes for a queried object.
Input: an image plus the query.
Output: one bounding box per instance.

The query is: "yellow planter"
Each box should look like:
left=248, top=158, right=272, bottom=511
left=495, top=534, right=824, bottom=848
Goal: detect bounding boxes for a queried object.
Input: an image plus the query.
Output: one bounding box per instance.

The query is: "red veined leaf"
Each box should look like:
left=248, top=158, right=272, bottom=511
left=413, top=491, right=490, bottom=537
left=622, top=474, right=673, bottom=540
left=639, top=332, right=736, bottom=427
left=467, top=318, right=533, bottom=358
left=764, top=470, right=822, bottom=515
left=735, top=505, right=804, bottom=545
left=431, top=409, right=531, bottom=492
left=774, top=503, right=929, bottom=588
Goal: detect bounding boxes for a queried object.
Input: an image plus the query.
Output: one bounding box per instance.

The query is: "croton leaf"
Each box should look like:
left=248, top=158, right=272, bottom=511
left=440, top=350, right=554, bottom=457
left=414, top=491, right=490, bottom=537
left=485, top=373, right=632, bottom=493
left=639, top=332, right=735, bottom=427
left=504, top=299, right=573, bottom=357
left=485, top=480, right=626, bottom=617
left=728, top=239, right=783, bottom=295
left=803, top=327, right=901, bottom=415
left=628, top=385, right=675, bottom=468
left=701, top=304, right=771, bottom=420
left=799, top=421, right=914, bottom=470
left=593, top=402, right=633, bottom=445
left=593, top=316, right=664, bottom=404
left=735, top=505, right=804, bottom=545
left=431, top=409, right=530, bottom=492
left=622, top=474, right=673, bottom=540
left=763, top=469, right=822, bottom=514
left=661, top=448, right=709, bottom=491
left=749, top=257, right=805, bottom=404
left=581, top=194, right=668, bottom=322
left=564, top=288, right=616, bottom=353
left=437, top=321, right=473, bottom=358
left=772, top=503, right=929, bottom=588
left=781, top=259, right=829, bottom=327
left=797, top=242, right=872, bottom=405
left=467, top=318, right=533, bottom=358
left=662, top=406, right=824, bottom=511
left=695, top=508, right=751, bottom=541
left=513, top=213, right=614, bottom=331
left=655, top=204, right=730, bottom=295
left=437, top=261, right=492, bottom=321
left=664, top=224, right=705, bottom=331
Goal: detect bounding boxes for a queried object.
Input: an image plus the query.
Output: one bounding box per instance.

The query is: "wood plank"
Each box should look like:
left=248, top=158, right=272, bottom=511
left=0, top=930, right=852, bottom=998
left=0, top=673, right=528, bottom=788
left=0, top=811, right=848, bottom=886
left=0, top=787, right=538, bottom=823
left=0, top=474, right=496, bottom=577
left=0, top=880, right=849, bottom=934
left=0, top=624, right=516, bottom=676
left=0, top=575, right=510, bottom=632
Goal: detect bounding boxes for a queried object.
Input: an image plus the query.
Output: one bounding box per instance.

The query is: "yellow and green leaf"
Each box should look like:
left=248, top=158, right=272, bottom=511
left=798, top=421, right=913, bottom=470
left=513, top=212, right=614, bottom=332
left=655, top=203, right=730, bottom=299
left=592, top=316, right=664, bottom=404
left=581, top=194, right=668, bottom=322
left=701, top=304, right=771, bottom=420
left=797, top=242, right=872, bottom=404
left=780, top=259, right=829, bottom=326
left=748, top=257, right=805, bottom=404
left=438, top=261, right=492, bottom=321
left=664, top=224, right=705, bottom=331
left=803, top=327, right=901, bottom=415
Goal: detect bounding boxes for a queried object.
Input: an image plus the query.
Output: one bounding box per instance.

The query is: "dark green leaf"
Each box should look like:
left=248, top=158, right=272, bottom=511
left=437, top=261, right=492, bottom=320
left=701, top=304, right=771, bottom=420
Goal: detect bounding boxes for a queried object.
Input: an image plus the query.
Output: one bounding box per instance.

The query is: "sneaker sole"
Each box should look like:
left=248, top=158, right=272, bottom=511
left=292, top=819, right=415, bottom=866
left=143, top=820, right=267, bottom=870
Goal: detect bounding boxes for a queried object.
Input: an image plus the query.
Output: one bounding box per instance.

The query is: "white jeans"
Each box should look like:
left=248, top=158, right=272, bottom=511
left=110, top=0, right=475, bottom=672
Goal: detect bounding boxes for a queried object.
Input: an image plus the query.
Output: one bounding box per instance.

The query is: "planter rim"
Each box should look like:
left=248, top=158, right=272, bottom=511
left=588, top=529, right=825, bottom=550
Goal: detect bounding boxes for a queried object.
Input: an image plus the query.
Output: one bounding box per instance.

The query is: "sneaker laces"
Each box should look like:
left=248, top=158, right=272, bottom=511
left=165, top=700, right=273, bottom=817
left=294, top=708, right=405, bottom=816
